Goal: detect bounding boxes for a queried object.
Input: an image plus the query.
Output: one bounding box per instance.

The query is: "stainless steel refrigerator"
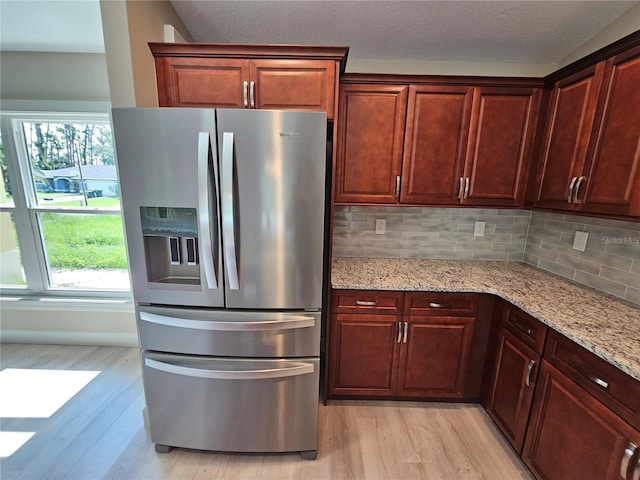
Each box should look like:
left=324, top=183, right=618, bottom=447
left=111, top=108, right=327, bottom=459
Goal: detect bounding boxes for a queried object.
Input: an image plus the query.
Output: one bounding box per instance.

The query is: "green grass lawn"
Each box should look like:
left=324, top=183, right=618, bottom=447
left=40, top=213, right=128, bottom=269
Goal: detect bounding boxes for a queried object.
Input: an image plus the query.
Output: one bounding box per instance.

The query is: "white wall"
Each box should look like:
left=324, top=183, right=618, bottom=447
left=0, top=52, right=110, bottom=102
left=559, top=3, right=640, bottom=68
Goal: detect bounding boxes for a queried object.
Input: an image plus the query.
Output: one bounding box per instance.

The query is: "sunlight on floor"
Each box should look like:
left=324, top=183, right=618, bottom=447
left=0, top=369, right=100, bottom=418
left=0, top=368, right=100, bottom=459
left=0, top=432, right=35, bottom=458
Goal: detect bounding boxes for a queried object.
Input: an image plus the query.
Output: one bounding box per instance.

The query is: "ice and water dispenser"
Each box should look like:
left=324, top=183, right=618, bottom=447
left=140, top=206, right=200, bottom=285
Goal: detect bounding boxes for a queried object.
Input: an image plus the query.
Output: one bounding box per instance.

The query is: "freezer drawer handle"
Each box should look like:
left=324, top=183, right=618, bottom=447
left=222, top=132, right=240, bottom=290
left=144, top=358, right=315, bottom=380
left=139, top=311, right=315, bottom=331
left=197, top=132, right=218, bottom=289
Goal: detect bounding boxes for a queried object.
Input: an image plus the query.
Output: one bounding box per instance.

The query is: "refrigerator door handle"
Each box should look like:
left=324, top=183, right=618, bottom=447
left=145, top=358, right=315, bottom=380
left=139, top=311, right=316, bottom=331
left=197, top=132, right=218, bottom=290
left=222, top=132, right=240, bottom=290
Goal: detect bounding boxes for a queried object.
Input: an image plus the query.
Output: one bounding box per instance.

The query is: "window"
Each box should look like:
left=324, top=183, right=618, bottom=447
left=0, top=112, right=129, bottom=295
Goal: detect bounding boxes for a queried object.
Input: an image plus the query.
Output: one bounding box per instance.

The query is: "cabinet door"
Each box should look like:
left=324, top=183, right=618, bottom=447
left=329, top=314, right=401, bottom=396
left=334, top=84, right=408, bottom=203
left=462, top=87, right=541, bottom=207
left=535, top=65, right=605, bottom=210
left=485, top=327, right=540, bottom=453
left=251, top=59, right=337, bottom=119
left=396, top=316, right=474, bottom=398
left=578, top=45, right=640, bottom=217
left=155, top=57, right=250, bottom=108
left=400, top=85, right=473, bottom=205
left=523, top=361, right=640, bottom=480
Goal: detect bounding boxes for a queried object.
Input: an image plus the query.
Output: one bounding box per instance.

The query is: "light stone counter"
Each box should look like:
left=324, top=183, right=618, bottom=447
left=332, top=257, right=640, bottom=382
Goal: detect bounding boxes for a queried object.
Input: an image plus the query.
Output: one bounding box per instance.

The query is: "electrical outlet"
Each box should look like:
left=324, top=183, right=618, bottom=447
left=474, top=221, right=486, bottom=237
left=573, top=231, right=589, bottom=251
left=375, top=218, right=386, bottom=235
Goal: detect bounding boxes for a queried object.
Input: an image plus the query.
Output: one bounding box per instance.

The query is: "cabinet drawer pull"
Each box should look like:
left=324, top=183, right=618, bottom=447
left=403, top=321, right=408, bottom=343
left=356, top=300, right=377, bottom=306
left=463, top=177, right=470, bottom=199
left=458, top=177, right=464, bottom=199
left=572, top=363, right=609, bottom=389
left=396, top=175, right=401, bottom=198
left=429, top=302, right=453, bottom=309
left=621, top=443, right=637, bottom=480
left=243, top=81, right=249, bottom=108
left=397, top=322, right=402, bottom=344
left=567, top=176, right=577, bottom=203
left=508, top=316, right=533, bottom=336
left=573, top=175, right=586, bottom=204
left=525, top=359, right=535, bottom=387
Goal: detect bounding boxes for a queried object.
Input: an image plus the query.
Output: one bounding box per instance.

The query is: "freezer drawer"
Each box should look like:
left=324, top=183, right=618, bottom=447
left=142, top=352, right=319, bottom=454
left=137, top=305, right=320, bottom=357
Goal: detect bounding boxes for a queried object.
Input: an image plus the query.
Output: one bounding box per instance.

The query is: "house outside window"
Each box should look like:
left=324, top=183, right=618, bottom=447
left=0, top=112, right=130, bottom=295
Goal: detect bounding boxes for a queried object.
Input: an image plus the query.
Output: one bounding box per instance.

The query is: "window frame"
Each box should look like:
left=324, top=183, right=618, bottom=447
left=0, top=108, right=131, bottom=299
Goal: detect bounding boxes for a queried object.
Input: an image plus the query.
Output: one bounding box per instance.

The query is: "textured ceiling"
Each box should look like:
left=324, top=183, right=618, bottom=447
left=170, top=1, right=639, bottom=64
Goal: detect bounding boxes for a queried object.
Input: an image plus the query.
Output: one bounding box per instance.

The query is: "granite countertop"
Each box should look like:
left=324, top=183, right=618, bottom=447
left=332, top=257, right=640, bottom=382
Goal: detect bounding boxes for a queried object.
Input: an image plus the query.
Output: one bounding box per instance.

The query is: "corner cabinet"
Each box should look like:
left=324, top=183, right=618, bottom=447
left=328, top=290, right=481, bottom=399
left=483, top=303, right=548, bottom=453
left=535, top=44, right=640, bottom=218
left=334, top=76, right=542, bottom=207
left=149, top=44, right=349, bottom=120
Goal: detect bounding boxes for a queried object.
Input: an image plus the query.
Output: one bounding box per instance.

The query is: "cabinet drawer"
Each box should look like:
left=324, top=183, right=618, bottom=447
left=544, top=329, right=640, bottom=431
left=331, top=290, right=404, bottom=314
left=404, top=292, right=477, bottom=316
left=502, top=305, right=548, bottom=354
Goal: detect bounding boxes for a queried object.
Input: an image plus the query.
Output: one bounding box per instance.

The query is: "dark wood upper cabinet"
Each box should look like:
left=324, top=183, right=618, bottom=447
left=150, top=44, right=348, bottom=120
left=535, top=65, right=605, bottom=210
left=578, top=45, right=640, bottom=217
left=535, top=43, right=640, bottom=218
left=462, top=87, right=541, bottom=207
left=400, top=85, right=473, bottom=205
left=335, top=77, right=541, bottom=207
left=334, top=84, right=408, bottom=203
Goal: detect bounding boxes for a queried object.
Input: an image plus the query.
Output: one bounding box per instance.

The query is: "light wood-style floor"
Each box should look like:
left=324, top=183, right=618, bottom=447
left=0, top=344, right=533, bottom=480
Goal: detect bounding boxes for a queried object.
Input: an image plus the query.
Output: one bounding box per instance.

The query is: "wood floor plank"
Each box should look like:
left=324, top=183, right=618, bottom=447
left=1, top=344, right=533, bottom=480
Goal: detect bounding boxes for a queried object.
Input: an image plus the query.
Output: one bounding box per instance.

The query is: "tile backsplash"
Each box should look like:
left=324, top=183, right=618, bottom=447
left=332, top=206, right=531, bottom=261
left=332, top=205, right=640, bottom=305
left=524, top=211, right=640, bottom=305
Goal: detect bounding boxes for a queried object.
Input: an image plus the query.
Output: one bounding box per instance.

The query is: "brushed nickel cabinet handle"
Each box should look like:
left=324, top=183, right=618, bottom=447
left=243, top=81, right=249, bottom=108
left=464, top=177, right=470, bottom=199
left=525, top=359, right=535, bottom=387
left=429, top=302, right=453, bottom=309
left=508, top=316, right=533, bottom=336
left=458, top=177, right=464, bottom=199
left=567, top=176, right=577, bottom=203
left=620, top=442, right=636, bottom=480
left=573, top=175, right=586, bottom=204
left=249, top=81, right=255, bottom=108
left=356, top=300, right=377, bottom=306
left=396, top=175, right=401, bottom=198
left=572, top=363, right=609, bottom=389
left=397, top=322, right=403, bottom=343
left=403, top=322, right=408, bottom=343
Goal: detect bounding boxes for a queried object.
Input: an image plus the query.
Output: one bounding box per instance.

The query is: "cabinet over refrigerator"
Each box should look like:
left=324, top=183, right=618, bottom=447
left=112, top=108, right=328, bottom=459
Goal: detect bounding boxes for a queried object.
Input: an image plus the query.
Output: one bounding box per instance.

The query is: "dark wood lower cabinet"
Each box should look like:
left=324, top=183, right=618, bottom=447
left=397, top=316, right=474, bottom=398
left=485, top=327, right=541, bottom=452
left=523, top=361, right=640, bottom=480
left=329, top=313, right=400, bottom=396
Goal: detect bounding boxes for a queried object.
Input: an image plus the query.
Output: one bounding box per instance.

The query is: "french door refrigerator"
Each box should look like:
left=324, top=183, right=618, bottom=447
left=112, top=108, right=327, bottom=459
